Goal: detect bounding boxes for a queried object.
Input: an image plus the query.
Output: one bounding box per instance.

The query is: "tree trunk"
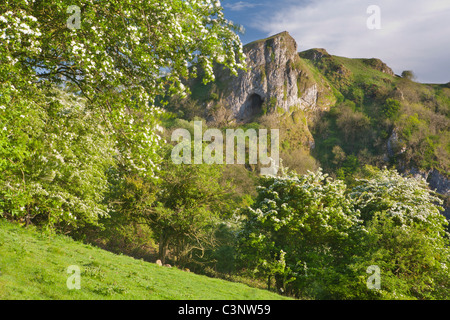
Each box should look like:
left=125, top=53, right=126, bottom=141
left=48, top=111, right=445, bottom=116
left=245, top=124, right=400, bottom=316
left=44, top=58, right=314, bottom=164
left=275, top=274, right=285, bottom=295
left=159, top=233, right=169, bottom=265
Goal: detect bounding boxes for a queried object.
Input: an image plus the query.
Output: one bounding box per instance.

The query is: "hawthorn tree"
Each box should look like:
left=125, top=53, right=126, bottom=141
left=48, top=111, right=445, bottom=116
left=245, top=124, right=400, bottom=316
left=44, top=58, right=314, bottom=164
left=0, top=86, right=116, bottom=231
left=238, top=167, right=450, bottom=299
left=0, top=0, right=245, bottom=230
left=104, top=142, right=232, bottom=267
left=401, top=70, right=415, bottom=80
left=381, top=98, right=400, bottom=119
left=348, top=168, right=450, bottom=299
left=237, top=167, right=362, bottom=297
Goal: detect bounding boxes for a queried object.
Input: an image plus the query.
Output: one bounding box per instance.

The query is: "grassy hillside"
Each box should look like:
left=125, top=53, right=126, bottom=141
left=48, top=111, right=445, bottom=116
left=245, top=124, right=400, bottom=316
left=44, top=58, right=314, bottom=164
left=0, top=219, right=289, bottom=300
left=298, top=49, right=449, bottom=177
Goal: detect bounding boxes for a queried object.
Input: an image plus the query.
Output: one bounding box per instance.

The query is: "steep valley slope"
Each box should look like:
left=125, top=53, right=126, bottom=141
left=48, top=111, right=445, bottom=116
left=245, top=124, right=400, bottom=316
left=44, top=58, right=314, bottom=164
left=165, top=31, right=450, bottom=218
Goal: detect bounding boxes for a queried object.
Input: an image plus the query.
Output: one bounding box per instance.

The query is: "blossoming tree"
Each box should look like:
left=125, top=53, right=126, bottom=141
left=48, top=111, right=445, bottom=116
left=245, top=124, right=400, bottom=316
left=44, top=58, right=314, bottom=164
left=0, top=0, right=245, bottom=230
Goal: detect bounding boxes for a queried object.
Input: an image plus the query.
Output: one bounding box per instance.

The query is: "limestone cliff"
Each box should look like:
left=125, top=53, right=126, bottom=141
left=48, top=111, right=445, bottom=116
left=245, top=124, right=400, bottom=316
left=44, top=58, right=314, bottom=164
left=208, top=31, right=335, bottom=122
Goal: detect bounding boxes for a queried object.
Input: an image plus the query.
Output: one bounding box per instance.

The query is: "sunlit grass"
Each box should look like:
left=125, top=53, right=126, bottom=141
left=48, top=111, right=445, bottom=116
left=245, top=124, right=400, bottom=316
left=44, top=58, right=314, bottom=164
left=0, top=219, right=290, bottom=300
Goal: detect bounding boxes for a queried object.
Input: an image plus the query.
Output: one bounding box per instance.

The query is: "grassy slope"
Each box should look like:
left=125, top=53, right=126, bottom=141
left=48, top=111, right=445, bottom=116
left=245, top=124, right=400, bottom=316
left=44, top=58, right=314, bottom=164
left=0, top=220, right=289, bottom=300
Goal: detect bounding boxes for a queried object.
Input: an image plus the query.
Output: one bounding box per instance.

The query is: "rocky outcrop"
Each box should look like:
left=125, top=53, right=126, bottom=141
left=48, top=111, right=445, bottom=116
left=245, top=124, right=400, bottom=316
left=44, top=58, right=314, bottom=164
left=428, top=169, right=450, bottom=196
left=361, top=58, right=395, bottom=76
left=408, top=167, right=450, bottom=219
left=211, top=31, right=333, bottom=122
left=386, top=129, right=406, bottom=158
left=299, top=48, right=331, bottom=61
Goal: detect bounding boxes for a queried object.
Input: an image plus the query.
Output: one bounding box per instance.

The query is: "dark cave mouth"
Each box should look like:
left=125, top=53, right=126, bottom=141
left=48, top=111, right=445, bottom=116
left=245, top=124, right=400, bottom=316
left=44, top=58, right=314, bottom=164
left=248, top=93, right=263, bottom=115
left=239, top=93, right=264, bottom=122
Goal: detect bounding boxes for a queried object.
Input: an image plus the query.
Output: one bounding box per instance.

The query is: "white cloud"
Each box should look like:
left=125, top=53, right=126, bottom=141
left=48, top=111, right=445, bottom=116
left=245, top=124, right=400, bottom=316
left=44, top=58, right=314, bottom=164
left=251, top=0, right=450, bottom=83
left=224, top=1, right=261, bottom=11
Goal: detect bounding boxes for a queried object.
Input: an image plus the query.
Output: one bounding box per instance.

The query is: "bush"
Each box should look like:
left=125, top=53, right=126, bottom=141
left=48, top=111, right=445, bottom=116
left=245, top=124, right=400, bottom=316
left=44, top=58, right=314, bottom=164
left=382, top=98, right=400, bottom=119
left=237, top=168, right=450, bottom=299
left=335, top=102, right=372, bottom=148
left=237, top=168, right=360, bottom=297
left=401, top=70, right=416, bottom=80
left=349, top=168, right=450, bottom=299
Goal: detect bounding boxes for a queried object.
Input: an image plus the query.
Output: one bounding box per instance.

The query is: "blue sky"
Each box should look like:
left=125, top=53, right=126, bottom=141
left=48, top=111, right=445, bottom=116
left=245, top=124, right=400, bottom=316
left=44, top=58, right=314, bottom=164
left=221, top=0, right=450, bottom=84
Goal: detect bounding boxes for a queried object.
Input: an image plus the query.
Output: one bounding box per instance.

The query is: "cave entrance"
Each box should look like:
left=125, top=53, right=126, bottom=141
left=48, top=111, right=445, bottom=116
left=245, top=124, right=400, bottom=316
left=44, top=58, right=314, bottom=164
left=238, top=93, right=264, bottom=122
left=248, top=93, right=263, bottom=116
left=247, top=93, right=263, bottom=117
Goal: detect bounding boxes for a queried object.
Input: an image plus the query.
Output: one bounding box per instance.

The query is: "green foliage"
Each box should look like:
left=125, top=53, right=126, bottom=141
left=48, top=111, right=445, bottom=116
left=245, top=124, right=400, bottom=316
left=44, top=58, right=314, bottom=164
left=332, top=101, right=372, bottom=154
left=208, top=221, right=241, bottom=274
left=401, top=70, right=416, bottom=80
left=164, top=95, right=204, bottom=120
left=310, top=52, right=449, bottom=177
left=1, top=0, right=245, bottom=102
left=269, top=97, right=278, bottom=111
left=395, top=105, right=449, bottom=171
left=341, top=154, right=360, bottom=177
left=0, top=87, right=115, bottom=231
left=311, top=116, right=349, bottom=172
left=348, top=169, right=450, bottom=299
left=238, top=168, right=361, bottom=297
left=238, top=168, right=450, bottom=299
left=0, top=0, right=245, bottom=233
left=151, top=156, right=229, bottom=267
left=260, top=66, right=267, bottom=82
left=382, top=98, right=401, bottom=119
left=104, top=136, right=238, bottom=269
left=210, top=92, right=220, bottom=101
left=350, top=87, right=365, bottom=109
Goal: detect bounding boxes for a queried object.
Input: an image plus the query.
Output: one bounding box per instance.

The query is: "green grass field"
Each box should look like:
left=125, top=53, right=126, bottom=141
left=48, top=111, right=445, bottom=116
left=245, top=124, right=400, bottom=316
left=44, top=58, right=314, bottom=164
left=0, top=219, right=289, bottom=300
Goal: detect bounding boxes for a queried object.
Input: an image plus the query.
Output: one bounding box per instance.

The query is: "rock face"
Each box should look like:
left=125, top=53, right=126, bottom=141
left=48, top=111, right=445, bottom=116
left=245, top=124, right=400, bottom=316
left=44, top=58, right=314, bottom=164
left=212, top=31, right=331, bottom=122
left=386, top=129, right=406, bottom=158
left=428, top=170, right=450, bottom=196
left=408, top=167, right=450, bottom=219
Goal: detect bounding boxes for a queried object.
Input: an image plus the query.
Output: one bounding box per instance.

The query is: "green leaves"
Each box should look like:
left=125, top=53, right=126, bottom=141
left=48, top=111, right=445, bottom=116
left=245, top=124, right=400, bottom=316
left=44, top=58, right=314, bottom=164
left=0, top=0, right=245, bottom=233
left=348, top=168, right=450, bottom=299
left=238, top=169, right=361, bottom=297
left=0, top=87, right=115, bottom=231
left=1, top=0, right=245, bottom=106
left=238, top=167, right=450, bottom=299
left=381, top=98, right=400, bottom=120
left=350, top=168, right=446, bottom=230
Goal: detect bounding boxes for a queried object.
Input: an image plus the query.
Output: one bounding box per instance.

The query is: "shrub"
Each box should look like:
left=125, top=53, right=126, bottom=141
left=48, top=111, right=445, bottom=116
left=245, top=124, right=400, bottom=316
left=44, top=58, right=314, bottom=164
left=349, top=168, right=450, bottom=299
left=401, top=70, right=416, bottom=80
left=382, top=98, right=400, bottom=119
left=237, top=168, right=360, bottom=297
